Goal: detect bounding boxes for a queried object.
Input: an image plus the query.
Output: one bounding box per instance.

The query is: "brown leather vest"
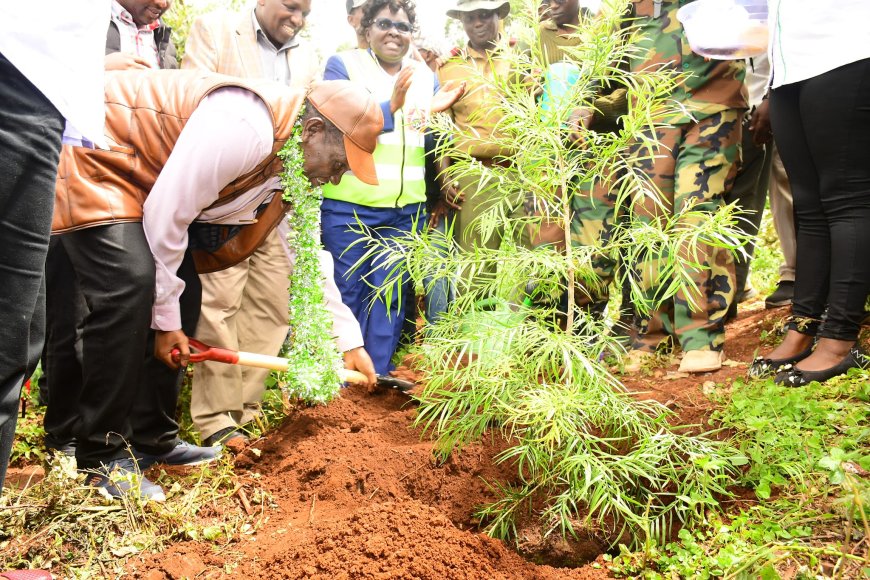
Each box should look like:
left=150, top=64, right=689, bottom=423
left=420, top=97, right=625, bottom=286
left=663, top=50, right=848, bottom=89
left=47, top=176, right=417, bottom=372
left=53, top=70, right=304, bottom=272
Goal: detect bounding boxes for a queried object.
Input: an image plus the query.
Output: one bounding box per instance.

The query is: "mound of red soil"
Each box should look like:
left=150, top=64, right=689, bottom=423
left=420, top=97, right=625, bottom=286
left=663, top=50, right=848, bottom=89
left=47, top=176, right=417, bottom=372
left=130, top=382, right=610, bottom=579
left=268, top=500, right=607, bottom=580
left=130, top=304, right=786, bottom=579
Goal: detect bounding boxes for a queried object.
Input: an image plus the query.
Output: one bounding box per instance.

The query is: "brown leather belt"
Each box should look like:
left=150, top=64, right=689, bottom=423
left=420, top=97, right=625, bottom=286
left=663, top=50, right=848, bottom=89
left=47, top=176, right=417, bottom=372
left=475, top=156, right=512, bottom=168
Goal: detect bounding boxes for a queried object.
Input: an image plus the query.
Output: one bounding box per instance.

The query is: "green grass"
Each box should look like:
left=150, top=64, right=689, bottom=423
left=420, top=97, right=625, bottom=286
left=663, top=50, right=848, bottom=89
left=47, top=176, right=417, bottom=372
left=605, top=237, right=870, bottom=578
left=609, top=372, right=870, bottom=579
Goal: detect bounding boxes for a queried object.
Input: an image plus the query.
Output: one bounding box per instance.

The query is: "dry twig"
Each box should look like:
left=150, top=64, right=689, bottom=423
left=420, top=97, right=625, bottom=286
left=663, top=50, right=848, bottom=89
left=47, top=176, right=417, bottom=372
left=307, top=493, right=317, bottom=525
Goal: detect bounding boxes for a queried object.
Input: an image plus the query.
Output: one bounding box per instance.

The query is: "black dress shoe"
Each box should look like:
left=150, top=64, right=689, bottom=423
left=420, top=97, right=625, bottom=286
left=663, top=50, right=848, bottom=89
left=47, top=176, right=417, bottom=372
left=765, top=281, right=794, bottom=309
left=204, top=427, right=249, bottom=447
left=774, top=347, right=869, bottom=387
left=748, top=344, right=815, bottom=379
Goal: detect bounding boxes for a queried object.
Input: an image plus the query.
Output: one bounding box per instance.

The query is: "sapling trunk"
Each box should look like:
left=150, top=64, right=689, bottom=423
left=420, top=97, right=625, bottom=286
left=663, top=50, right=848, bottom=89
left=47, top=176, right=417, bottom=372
left=348, top=0, right=749, bottom=549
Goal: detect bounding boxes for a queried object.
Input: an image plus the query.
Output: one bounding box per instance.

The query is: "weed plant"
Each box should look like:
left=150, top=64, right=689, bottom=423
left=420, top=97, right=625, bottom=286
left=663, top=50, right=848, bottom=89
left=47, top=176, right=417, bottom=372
left=0, top=454, right=267, bottom=576
left=10, top=379, right=46, bottom=466
left=349, top=0, right=749, bottom=546
left=611, top=371, right=870, bottom=578
left=748, top=206, right=785, bottom=298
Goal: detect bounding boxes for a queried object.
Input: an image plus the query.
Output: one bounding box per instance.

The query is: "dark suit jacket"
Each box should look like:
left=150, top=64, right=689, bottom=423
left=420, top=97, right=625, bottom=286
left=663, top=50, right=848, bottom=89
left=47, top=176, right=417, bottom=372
left=106, top=20, right=178, bottom=69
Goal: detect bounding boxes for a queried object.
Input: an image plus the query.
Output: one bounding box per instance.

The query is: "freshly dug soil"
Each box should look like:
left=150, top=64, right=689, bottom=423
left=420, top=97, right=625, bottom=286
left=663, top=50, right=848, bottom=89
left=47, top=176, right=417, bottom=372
left=131, top=381, right=611, bottom=579
left=127, top=304, right=788, bottom=579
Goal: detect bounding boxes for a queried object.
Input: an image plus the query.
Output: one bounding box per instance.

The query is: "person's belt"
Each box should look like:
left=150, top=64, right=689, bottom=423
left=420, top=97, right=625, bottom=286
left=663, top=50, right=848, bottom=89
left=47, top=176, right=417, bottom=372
left=475, top=156, right=512, bottom=168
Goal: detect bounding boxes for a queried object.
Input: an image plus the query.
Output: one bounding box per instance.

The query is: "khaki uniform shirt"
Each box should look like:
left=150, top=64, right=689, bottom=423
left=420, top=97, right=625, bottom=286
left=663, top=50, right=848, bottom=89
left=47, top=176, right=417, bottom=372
left=538, top=19, right=582, bottom=66
left=438, top=43, right=515, bottom=159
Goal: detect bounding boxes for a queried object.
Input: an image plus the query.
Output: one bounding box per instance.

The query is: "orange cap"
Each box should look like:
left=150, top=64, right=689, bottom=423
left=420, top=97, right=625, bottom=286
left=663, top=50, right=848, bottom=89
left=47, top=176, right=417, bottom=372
left=306, top=80, right=382, bottom=186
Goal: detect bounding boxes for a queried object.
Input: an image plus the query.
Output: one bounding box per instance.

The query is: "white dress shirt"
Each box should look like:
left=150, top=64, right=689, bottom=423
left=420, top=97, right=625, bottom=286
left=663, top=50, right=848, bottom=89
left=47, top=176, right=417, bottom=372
left=769, top=0, right=870, bottom=88
left=0, top=0, right=111, bottom=147
left=252, top=9, right=298, bottom=85
left=142, top=87, right=363, bottom=351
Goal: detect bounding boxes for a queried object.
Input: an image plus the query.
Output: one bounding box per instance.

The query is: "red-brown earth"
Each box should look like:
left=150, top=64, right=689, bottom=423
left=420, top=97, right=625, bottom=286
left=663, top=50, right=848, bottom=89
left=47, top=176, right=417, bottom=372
left=4, top=304, right=800, bottom=578
left=120, top=304, right=789, bottom=579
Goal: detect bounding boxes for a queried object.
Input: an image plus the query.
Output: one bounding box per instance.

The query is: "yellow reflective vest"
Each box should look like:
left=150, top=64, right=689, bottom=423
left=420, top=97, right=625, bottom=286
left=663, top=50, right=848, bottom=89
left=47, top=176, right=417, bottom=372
left=322, top=49, right=432, bottom=208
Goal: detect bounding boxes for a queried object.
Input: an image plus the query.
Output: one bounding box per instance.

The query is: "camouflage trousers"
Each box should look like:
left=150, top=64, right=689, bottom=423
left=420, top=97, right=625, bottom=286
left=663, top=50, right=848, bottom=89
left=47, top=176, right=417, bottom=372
left=569, top=170, right=621, bottom=306
left=630, top=109, right=742, bottom=353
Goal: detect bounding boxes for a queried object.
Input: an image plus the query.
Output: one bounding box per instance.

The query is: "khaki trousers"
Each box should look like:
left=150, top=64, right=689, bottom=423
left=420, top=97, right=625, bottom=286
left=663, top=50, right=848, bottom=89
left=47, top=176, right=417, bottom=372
left=191, top=229, right=290, bottom=440
left=768, top=144, right=796, bottom=282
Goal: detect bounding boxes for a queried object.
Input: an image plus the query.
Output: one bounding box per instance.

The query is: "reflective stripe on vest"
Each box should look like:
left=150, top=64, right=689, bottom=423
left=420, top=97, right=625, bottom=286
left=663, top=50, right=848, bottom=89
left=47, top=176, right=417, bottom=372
left=322, top=49, right=431, bottom=208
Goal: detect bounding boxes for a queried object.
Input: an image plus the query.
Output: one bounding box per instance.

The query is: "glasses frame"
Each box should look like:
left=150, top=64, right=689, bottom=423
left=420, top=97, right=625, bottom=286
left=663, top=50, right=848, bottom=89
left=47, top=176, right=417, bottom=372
left=373, top=17, right=413, bottom=35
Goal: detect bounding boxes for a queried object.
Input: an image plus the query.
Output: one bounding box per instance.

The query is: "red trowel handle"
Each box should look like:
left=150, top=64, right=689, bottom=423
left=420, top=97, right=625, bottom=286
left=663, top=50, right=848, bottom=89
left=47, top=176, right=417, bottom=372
left=172, top=337, right=369, bottom=384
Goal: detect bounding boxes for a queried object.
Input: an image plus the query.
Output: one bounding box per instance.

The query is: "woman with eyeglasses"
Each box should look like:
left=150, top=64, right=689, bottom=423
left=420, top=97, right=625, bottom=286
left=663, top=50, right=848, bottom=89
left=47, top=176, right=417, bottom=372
left=321, top=0, right=462, bottom=375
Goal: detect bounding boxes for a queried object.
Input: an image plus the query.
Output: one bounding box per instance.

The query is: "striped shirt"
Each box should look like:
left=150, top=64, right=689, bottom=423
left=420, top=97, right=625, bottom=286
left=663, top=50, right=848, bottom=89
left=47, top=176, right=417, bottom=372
left=111, top=0, right=159, bottom=67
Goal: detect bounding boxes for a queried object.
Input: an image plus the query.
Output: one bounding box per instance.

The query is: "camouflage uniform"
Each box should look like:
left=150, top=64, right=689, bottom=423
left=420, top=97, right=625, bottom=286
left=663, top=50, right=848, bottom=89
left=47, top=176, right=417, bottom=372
left=627, top=0, right=747, bottom=353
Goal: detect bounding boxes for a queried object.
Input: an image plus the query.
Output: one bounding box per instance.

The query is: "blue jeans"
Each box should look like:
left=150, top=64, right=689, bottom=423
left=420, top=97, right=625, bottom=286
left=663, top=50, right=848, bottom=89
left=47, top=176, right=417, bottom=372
left=321, top=199, right=425, bottom=374
left=423, top=217, right=453, bottom=327
left=0, top=53, right=65, bottom=491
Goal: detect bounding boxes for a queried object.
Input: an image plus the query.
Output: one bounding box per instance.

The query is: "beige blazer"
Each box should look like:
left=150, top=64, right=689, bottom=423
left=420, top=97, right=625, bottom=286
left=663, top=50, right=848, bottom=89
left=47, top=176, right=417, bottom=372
left=182, top=10, right=319, bottom=90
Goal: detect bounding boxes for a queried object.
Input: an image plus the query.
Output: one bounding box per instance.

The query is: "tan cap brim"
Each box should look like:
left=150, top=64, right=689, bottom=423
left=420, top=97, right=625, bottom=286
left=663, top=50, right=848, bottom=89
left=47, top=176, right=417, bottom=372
left=447, top=0, right=510, bottom=19
left=344, top=134, right=379, bottom=186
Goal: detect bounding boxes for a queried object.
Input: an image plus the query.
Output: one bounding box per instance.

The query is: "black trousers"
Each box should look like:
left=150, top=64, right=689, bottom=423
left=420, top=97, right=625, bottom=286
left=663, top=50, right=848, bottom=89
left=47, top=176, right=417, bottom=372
left=41, top=237, right=87, bottom=447
left=0, top=53, right=65, bottom=490
left=770, top=58, right=870, bottom=341
left=50, top=223, right=201, bottom=468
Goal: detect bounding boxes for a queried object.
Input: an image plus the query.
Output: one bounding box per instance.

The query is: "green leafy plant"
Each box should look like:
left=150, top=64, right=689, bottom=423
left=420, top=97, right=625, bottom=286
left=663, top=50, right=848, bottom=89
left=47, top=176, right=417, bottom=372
left=11, top=372, right=46, bottom=465
left=711, top=376, right=870, bottom=500
left=348, top=0, right=749, bottom=547
left=275, top=113, right=343, bottom=404
left=9, top=411, right=46, bottom=466
left=609, top=364, right=869, bottom=577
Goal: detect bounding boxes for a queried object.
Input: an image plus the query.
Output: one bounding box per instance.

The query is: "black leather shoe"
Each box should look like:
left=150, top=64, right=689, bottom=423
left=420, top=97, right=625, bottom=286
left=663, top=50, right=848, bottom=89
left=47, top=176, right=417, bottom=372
left=748, top=344, right=814, bottom=379
left=774, top=347, right=869, bottom=387
left=765, top=281, right=794, bottom=309
left=204, top=427, right=249, bottom=447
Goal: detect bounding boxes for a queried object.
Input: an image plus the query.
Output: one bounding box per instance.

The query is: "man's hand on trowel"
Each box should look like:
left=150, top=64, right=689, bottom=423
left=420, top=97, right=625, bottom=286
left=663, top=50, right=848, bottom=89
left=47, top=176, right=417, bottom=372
left=343, top=347, right=377, bottom=392
left=156, top=329, right=189, bottom=369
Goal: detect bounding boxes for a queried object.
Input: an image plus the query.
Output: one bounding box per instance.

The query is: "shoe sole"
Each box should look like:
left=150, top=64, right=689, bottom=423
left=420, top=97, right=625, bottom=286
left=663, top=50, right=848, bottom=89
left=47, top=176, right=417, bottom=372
left=86, top=476, right=166, bottom=502
left=93, top=486, right=166, bottom=502
left=679, top=352, right=724, bottom=373
left=166, top=455, right=221, bottom=467
left=136, top=449, right=222, bottom=469
left=764, top=299, right=793, bottom=309
left=679, top=364, right=722, bottom=373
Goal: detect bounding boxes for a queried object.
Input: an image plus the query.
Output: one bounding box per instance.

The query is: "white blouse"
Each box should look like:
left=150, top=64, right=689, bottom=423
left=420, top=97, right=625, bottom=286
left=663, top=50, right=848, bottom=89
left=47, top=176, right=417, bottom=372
left=769, top=0, right=870, bottom=88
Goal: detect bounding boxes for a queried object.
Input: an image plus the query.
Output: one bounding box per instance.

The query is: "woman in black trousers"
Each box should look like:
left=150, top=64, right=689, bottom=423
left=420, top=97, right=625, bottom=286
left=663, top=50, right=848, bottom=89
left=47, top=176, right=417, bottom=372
left=750, top=3, right=870, bottom=385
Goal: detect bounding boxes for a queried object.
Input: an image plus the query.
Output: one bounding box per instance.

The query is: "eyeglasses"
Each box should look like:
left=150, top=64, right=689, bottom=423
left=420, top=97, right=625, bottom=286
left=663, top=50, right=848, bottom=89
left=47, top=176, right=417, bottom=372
left=373, top=17, right=413, bottom=34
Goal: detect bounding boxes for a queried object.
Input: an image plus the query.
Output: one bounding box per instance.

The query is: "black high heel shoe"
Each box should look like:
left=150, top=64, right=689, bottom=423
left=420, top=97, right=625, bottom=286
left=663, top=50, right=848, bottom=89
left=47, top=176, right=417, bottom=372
left=774, top=346, right=869, bottom=387
left=748, top=344, right=815, bottom=379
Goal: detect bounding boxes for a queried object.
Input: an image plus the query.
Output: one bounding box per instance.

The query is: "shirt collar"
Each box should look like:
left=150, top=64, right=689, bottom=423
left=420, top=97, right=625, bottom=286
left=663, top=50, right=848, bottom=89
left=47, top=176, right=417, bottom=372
left=543, top=18, right=582, bottom=35
left=542, top=19, right=559, bottom=31
left=112, top=0, right=160, bottom=32
left=251, top=8, right=300, bottom=52
left=465, top=35, right=506, bottom=59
